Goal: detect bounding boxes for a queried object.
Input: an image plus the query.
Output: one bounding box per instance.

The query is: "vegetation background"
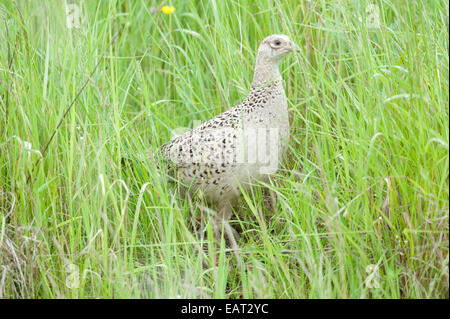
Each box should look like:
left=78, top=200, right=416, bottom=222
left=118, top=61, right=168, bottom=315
left=0, top=0, right=448, bottom=298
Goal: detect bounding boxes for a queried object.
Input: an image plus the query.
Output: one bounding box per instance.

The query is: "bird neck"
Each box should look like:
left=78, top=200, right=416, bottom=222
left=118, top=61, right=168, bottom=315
left=251, top=56, right=282, bottom=89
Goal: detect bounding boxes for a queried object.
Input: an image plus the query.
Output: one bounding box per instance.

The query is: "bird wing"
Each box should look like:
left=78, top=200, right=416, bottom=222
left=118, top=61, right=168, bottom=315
left=160, top=110, right=240, bottom=169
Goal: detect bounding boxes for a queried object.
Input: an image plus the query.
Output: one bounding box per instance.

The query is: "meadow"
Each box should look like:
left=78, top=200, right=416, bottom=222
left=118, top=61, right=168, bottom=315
left=0, top=0, right=448, bottom=298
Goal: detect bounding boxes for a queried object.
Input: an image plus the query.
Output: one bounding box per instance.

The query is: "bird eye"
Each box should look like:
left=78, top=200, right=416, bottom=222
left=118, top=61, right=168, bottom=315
left=274, top=40, right=281, bottom=46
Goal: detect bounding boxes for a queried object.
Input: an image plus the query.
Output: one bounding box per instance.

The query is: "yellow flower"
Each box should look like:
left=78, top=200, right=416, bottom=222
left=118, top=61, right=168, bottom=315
left=161, top=5, right=175, bottom=15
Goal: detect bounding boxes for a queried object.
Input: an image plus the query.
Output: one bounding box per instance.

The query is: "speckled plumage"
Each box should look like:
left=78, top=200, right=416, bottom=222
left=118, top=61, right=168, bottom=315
left=161, top=34, right=298, bottom=215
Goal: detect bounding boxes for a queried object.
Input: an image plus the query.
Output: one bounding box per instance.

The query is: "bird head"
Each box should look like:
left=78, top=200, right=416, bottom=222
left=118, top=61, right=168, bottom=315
left=257, top=34, right=300, bottom=63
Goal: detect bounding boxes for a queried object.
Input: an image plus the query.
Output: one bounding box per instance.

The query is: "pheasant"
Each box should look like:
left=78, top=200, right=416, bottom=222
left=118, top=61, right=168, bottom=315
left=161, top=34, right=299, bottom=230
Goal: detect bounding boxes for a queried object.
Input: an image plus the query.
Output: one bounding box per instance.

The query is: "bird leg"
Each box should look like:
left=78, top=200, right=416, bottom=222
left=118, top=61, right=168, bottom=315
left=217, top=205, right=240, bottom=241
left=195, top=203, right=241, bottom=263
left=212, top=205, right=241, bottom=263
left=219, top=204, right=233, bottom=220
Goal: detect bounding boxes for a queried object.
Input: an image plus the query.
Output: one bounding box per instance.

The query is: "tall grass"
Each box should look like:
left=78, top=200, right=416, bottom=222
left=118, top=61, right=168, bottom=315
left=0, top=0, right=448, bottom=298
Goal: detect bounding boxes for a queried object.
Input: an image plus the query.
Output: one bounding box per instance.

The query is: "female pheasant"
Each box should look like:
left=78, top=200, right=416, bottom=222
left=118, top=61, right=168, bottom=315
left=161, top=34, right=299, bottom=222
